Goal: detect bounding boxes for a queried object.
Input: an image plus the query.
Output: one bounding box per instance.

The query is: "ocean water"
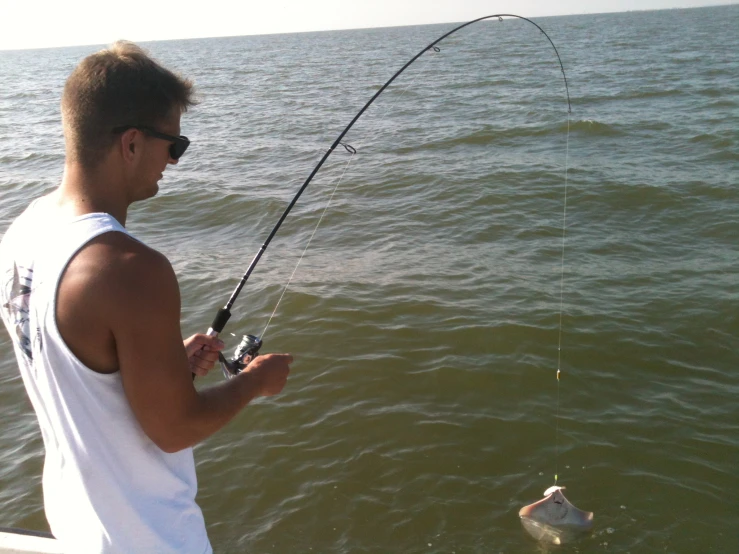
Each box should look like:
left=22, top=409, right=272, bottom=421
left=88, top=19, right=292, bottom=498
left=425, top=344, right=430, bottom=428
left=0, top=5, right=737, bottom=553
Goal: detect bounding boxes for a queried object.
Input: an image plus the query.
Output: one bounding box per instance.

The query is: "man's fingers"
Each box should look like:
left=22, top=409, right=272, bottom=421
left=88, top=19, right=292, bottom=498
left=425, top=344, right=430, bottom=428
left=241, top=353, right=293, bottom=396
left=190, top=355, right=218, bottom=376
left=186, top=334, right=225, bottom=377
left=192, top=349, right=218, bottom=361
left=195, top=334, right=225, bottom=350
left=269, top=353, right=293, bottom=365
left=192, top=365, right=209, bottom=377
left=184, top=333, right=225, bottom=357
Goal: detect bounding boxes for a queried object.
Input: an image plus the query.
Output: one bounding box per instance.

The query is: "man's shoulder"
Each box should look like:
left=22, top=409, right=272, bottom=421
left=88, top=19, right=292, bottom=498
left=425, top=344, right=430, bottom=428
left=81, top=232, right=171, bottom=278
left=67, top=232, right=178, bottom=304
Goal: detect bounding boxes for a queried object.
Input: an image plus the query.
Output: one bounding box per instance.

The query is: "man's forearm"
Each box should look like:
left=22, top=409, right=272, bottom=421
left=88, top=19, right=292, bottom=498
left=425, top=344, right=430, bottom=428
left=162, top=371, right=260, bottom=453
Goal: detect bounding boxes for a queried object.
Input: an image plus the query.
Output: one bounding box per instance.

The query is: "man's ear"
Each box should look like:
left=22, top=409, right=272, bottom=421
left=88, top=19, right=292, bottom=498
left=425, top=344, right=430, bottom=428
left=121, top=128, right=139, bottom=163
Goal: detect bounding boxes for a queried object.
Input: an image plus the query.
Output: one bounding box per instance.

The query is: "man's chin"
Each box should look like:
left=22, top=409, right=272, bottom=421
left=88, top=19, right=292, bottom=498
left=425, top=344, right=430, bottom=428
left=132, top=184, right=159, bottom=203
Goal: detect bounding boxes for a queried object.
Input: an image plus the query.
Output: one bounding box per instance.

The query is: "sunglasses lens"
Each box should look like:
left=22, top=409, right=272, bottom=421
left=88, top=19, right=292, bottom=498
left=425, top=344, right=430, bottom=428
left=170, top=137, right=189, bottom=160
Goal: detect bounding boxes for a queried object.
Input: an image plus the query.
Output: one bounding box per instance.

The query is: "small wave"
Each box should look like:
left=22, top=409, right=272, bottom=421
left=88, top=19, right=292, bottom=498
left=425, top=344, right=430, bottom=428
left=0, top=152, right=61, bottom=164
left=695, top=88, right=726, bottom=98
left=703, top=149, right=739, bottom=163
left=637, top=121, right=671, bottom=132
left=621, top=89, right=684, bottom=101
left=704, top=67, right=733, bottom=78
left=700, top=221, right=739, bottom=242
left=683, top=181, right=737, bottom=202
left=578, top=181, right=681, bottom=213
left=576, top=93, right=619, bottom=105
left=667, top=55, right=703, bottom=65
left=577, top=88, right=683, bottom=105
left=446, top=78, right=515, bottom=90
left=2, top=92, right=37, bottom=100
left=706, top=99, right=738, bottom=109
left=403, top=127, right=513, bottom=150
left=689, top=133, right=734, bottom=149
left=412, top=119, right=608, bottom=150
left=569, top=119, right=622, bottom=137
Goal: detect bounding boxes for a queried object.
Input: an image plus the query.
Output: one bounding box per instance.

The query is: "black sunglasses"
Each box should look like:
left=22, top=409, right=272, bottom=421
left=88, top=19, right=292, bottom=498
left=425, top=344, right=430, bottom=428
left=112, top=125, right=190, bottom=160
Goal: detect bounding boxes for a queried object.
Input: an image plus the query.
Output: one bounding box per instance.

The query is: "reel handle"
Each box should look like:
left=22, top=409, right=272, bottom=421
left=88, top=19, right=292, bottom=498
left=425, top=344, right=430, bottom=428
left=219, top=334, right=263, bottom=380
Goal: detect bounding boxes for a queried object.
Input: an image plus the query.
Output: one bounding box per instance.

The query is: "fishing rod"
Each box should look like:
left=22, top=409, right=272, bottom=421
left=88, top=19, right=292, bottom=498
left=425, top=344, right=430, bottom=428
left=210, top=14, right=572, bottom=377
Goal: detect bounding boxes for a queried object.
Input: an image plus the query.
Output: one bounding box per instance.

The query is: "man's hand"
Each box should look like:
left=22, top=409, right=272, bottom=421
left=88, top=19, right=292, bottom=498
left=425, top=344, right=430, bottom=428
left=184, top=334, right=226, bottom=377
left=241, top=353, right=293, bottom=397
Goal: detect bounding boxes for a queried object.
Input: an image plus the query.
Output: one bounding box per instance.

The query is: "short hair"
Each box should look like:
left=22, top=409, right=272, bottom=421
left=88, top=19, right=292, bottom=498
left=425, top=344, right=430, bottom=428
left=61, top=41, right=195, bottom=169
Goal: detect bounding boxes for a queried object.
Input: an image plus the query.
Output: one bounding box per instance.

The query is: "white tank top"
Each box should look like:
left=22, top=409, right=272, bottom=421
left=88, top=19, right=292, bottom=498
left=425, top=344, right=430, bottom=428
left=0, top=196, right=212, bottom=554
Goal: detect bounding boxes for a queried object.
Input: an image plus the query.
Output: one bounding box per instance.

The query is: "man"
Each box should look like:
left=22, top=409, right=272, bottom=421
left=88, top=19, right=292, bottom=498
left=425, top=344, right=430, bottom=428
left=0, top=41, right=292, bottom=553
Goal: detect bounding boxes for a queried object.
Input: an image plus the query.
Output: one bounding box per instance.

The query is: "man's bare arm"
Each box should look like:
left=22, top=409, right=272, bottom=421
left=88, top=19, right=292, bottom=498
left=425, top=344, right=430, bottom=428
left=98, top=237, right=290, bottom=452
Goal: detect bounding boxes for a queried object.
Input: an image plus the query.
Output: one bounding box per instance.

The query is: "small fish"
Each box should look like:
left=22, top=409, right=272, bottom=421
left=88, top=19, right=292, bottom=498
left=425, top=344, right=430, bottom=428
left=519, top=486, right=593, bottom=545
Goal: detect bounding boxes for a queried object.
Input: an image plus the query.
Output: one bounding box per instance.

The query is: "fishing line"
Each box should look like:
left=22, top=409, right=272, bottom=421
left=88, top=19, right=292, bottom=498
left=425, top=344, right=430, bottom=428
left=260, top=47, right=442, bottom=341
left=554, top=112, right=572, bottom=487
left=260, top=148, right=355, bottom=340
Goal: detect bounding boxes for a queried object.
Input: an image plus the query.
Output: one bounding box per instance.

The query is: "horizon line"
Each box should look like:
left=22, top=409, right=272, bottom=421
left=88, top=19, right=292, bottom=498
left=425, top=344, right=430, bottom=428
left=0, top=3, right=731, bottom=53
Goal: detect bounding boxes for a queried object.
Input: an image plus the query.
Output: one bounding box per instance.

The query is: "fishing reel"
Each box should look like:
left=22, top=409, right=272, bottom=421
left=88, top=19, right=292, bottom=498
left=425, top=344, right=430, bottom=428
left=219, top=334, right=263, bottom=379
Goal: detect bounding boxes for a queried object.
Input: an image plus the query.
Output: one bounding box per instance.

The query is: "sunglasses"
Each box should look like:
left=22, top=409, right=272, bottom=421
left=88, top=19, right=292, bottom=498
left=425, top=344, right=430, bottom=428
left=113, top=125, right=190, bottom=160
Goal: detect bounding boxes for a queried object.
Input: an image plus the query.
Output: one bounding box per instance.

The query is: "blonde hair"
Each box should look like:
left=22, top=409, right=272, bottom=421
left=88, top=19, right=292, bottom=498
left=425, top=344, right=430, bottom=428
left=61, top=41, right=195, bottom=169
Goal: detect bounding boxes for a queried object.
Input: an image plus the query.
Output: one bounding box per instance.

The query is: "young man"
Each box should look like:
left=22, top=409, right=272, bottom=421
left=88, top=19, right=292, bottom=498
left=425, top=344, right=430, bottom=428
left=0, top=41, right=292, bottom=553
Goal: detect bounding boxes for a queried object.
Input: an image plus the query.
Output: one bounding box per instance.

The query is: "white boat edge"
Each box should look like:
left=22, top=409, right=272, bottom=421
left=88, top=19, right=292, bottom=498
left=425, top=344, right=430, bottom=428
left=0, top=528, right=61, bottom=554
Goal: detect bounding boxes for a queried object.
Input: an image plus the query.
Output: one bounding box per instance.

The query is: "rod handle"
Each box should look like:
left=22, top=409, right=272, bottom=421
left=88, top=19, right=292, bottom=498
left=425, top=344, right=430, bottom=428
left=192, top=308, right=231, bottom=380
left=209, top=308, right=232, bottom=334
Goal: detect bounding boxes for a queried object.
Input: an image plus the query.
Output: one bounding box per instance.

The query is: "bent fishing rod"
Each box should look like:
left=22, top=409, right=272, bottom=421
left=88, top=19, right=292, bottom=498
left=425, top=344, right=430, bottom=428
left=209, top=14, right=572, bottom=377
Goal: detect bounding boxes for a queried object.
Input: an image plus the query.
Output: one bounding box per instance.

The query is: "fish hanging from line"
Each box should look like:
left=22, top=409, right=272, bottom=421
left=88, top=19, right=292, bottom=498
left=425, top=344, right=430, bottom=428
left=519, top=486, right=593, bottom=545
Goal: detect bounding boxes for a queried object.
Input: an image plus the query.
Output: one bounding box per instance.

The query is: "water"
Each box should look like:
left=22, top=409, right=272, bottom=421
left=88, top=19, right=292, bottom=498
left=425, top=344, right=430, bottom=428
left=1, top=5, right=738, bottom=552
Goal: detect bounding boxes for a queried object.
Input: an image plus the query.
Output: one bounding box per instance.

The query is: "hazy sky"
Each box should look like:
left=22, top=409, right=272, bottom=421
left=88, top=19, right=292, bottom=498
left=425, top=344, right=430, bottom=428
left=0, top=0, right=734, bottom=50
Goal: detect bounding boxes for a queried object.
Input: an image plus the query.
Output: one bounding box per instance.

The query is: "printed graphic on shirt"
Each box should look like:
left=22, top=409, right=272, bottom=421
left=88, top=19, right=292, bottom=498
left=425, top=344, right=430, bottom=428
left=1, top=263, right=34, bottom=360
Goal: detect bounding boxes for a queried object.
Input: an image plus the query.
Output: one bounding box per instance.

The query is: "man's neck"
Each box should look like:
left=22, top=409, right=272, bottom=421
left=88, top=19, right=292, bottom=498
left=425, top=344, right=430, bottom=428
left=57, top=162, right=128, bottom=226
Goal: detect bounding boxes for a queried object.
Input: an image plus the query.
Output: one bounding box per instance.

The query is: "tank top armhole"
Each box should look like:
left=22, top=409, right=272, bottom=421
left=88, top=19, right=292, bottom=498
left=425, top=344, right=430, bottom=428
left=48, top=220, right=132, bottom=379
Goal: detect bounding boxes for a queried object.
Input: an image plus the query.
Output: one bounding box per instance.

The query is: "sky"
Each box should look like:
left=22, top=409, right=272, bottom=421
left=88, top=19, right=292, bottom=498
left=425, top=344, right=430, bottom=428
left=0, top=0, right=734, bottom=51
